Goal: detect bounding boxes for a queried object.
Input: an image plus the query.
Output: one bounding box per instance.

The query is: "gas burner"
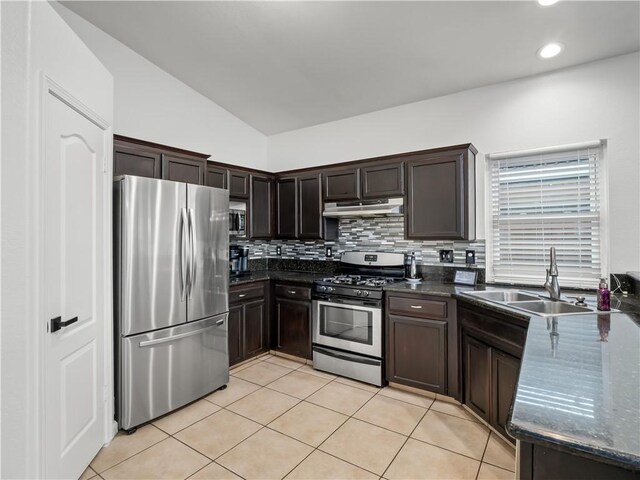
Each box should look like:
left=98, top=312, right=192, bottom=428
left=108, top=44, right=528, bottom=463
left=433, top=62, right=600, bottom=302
left=320, top=275, right=399, bottom=288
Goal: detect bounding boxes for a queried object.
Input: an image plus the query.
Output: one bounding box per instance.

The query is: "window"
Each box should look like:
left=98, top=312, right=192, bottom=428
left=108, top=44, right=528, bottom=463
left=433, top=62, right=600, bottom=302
left=486, top=142, right=605, bottom=288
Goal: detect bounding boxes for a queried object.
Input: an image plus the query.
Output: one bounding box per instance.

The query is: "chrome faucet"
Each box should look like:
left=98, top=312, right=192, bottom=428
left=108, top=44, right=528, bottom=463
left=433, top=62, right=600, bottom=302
left=544, top=247, right=561, bottom=300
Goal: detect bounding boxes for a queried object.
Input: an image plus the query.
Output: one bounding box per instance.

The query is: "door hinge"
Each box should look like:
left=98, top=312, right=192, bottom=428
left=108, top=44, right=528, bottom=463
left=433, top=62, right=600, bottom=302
left=103, top=155, right=108, bottom=174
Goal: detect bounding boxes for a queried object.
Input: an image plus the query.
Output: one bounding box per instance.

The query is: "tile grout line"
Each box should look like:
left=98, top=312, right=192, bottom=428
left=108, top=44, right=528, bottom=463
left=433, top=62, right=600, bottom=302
left=379, top=396, right=433, bottom=478
left=94, top=432, right=172, bottom=477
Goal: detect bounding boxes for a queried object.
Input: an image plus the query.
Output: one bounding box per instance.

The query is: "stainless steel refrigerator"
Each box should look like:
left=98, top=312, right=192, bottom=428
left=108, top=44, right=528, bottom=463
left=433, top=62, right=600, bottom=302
left=113, top=175, right=229, bottom=431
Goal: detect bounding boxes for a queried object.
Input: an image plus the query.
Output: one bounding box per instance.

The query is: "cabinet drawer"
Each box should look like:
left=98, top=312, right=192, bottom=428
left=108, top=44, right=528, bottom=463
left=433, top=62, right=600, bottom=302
left=387, top=295, right=448, bottom=319
left=229, top=283, right=265, bottom=304
left=275, top=284, right=311, bottom=301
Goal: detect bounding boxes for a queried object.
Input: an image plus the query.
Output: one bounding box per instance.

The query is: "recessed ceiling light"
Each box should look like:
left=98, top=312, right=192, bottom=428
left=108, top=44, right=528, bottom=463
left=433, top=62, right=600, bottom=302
left=538, top=42, right=564, bottom=59
left=538, top=0, right=559, bottom=6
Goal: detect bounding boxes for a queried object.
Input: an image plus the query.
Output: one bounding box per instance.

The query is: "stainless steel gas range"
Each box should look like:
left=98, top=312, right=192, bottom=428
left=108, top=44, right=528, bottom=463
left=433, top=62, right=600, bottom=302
left=312, top=252, right=405, bottom=386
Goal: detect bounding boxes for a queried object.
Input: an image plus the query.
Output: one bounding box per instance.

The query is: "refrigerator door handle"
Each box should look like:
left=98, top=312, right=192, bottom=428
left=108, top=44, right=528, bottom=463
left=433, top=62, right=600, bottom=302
left=188, top=208, right=196, bottom=299
left=138, top=324, right=218, bottom=348
left=179, top=208, right=188, bottom=301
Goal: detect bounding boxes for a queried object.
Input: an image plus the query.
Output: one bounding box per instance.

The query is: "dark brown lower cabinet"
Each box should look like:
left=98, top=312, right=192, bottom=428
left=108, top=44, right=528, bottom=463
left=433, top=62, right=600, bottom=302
left=228, top=305, right=244, bottom=366
left=459, top=302, right=526, bottom=444
left=462, top=333, right=492, bottom=422
left=275, top=283, right=312, bottom=359
left=228, top=282, right=269, bottom=367
left=492, top=349, right=520, bottom=439
left=385, top=293, right=457, bottom=397
left=387, top=314, right=447, bottom=393
left=518, top=441, right=638, bottom=480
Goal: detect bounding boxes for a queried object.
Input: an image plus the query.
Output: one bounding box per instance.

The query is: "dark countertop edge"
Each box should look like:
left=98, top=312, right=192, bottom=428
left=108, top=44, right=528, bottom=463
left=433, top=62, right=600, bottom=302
left=506, top=423, right=640, bottom=471
left=229, top=271, right=640, bottom=469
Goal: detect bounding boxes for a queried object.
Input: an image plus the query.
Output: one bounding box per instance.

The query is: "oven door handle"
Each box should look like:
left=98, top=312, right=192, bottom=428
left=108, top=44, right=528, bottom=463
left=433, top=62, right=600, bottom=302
left=313, top=298, right=381, bottom=310
left=312, top=346, right=381, bottom=366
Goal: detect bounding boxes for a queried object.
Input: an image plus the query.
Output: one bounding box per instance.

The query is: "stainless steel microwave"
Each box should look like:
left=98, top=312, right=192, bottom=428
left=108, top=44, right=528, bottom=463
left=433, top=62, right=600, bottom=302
left=229, top=200, right=246, bottom=237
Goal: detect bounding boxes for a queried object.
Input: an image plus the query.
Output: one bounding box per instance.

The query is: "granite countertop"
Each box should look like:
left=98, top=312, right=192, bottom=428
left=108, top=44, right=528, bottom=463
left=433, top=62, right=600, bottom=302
left=508, top=311, right=640, bottom=470
left=229, top=270, right=325, bottom=287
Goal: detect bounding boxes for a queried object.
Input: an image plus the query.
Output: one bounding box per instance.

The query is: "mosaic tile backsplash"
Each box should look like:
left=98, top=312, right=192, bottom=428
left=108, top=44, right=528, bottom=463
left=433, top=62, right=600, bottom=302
left=234, top=217, right=485, bottom=267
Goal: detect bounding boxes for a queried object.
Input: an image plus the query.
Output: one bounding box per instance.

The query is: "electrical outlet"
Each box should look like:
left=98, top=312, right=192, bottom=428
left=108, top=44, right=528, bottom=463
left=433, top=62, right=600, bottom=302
left=276, top=246, right=281, bottom=256
left=465, top=250, right=476, bottom=265
left=439, top=249, right=454, bottom=263
left=325, top=246, right=333, bottom=258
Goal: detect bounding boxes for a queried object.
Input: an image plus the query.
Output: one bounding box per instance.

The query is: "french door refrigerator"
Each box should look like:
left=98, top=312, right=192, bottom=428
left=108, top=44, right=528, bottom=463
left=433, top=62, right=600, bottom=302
left=114, top=175, right=229, bottom=431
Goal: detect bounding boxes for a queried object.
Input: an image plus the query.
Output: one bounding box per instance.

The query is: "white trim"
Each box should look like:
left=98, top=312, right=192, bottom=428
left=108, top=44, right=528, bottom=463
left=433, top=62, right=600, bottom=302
left=486, top=140, right=603, bottom=161
left=599, top=139, right=610, bottom=280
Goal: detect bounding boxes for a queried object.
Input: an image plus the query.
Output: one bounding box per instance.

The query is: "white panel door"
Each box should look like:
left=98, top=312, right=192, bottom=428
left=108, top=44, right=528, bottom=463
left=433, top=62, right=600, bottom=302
left=43, top=89, right=109, bottom=479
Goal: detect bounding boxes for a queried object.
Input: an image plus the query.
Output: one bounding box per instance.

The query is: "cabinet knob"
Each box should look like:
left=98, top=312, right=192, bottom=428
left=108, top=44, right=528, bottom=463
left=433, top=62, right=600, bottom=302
left=410, top=305, right=423, bottom=309
left=288, top=290, right=296, bottom=295
left=238, top=294, right=246, bottom=298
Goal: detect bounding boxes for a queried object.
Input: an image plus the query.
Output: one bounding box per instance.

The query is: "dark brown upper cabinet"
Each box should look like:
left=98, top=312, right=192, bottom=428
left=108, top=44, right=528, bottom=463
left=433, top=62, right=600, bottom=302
left=228, top=169, right=250, bottom=198
left=206, top=164, right=228, bottom=189
left=299, top=173, right=338, bottom=240
left=276, top=177, right=298, bottom=239
left=406, top=145, right=476, bottom=240
left=323, top=168, right=361, bottom=201
left=361, top=162, right=404, bottom=199
left=113, top=140, right=162, bottom=179
left=250, top=174, right=274, bottom=239
left=162, top=154, right=206, bottom=185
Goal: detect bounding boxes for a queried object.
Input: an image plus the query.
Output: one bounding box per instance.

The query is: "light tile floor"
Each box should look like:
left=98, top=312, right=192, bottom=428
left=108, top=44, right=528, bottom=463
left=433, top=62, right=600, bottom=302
left=84, top=353, right=515, bottom=480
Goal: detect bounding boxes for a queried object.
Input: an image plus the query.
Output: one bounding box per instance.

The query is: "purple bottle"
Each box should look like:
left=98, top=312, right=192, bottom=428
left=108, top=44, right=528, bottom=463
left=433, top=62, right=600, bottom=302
left=597, top=278, right=611, bottom=311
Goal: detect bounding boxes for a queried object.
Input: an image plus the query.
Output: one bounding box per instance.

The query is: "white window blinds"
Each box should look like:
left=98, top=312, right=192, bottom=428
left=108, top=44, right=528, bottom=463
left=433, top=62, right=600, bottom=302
left=487, top=143, right=604, bottom=288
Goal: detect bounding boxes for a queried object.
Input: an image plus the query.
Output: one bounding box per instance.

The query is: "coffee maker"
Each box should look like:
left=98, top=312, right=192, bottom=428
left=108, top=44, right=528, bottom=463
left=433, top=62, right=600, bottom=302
left=230, top=245, right=249, bottom=276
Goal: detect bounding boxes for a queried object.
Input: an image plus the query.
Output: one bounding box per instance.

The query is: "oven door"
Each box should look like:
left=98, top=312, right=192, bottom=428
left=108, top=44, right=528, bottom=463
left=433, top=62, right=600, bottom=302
left=312, top=299, right=381, bottom=358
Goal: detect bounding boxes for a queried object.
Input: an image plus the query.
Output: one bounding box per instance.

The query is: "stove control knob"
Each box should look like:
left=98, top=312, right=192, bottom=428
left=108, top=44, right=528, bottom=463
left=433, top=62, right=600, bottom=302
left=319, top=286, right=327, bottom=292
left=362, top=290, right=370, bottom=297
left=328, top=287, right=335, bottom=293
left=355, top=290, right=362, bottom=296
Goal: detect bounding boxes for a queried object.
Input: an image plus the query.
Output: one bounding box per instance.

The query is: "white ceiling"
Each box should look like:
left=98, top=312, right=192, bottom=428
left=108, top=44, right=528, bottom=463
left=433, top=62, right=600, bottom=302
left=62, top=1, right=639, bottom=135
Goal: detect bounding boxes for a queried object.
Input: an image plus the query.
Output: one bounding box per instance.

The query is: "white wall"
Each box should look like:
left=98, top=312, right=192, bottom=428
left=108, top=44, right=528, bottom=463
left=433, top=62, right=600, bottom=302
left=2, top=1, right=114, bottom=477
left=268, top=53, right=640, bottom=273
left=52, top=3, right=268, bottom=170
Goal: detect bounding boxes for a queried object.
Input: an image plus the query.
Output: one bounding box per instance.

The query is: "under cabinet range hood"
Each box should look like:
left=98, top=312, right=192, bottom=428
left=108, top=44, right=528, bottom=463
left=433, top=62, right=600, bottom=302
left=323, top=197, right=404, bottom=218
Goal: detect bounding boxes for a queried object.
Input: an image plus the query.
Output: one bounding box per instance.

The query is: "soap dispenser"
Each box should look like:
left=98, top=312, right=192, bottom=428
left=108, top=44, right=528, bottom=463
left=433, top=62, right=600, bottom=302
left=597, top=278, right=611, bottom=311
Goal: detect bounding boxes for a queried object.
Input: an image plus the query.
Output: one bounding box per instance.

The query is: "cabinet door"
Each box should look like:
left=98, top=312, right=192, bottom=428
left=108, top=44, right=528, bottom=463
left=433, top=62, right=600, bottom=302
left=406, top=151, right=470, bottom=240
left=250, top=175, right=274, bottom=239
left=387, top=314, right=447, bottom=394
left=298, top=174, right=322, bottom=239
left=276, top=298, right=311, bottom=359
left=463, top=333, right=491, bottom=422
left=244, top=299, right=267, bottom=358
left=162, top=154, right=206, bottom=185
left=361, top=162, right=404, bottom=199
left=228, top=305, right=244, bottom=367
left=492, top=350, right=520, bottom=443
left=276, top=177, right=298, bottom=239
left=113, top=142, right=162, bottom=179
left=324, top=168, right=361, bottom=201
left=206, top=165, right=228, bottom=189
left=228, top=170, right=250, bottom=198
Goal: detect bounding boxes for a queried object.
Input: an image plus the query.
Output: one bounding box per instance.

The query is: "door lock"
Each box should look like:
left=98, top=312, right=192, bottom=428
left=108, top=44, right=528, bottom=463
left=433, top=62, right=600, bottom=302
left=50, top=316, right=78, bottom=333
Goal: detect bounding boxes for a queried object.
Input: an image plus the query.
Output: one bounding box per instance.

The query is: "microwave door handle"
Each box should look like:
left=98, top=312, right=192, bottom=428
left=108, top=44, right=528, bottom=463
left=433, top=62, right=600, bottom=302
left=235, top=212, right=240, bottom=232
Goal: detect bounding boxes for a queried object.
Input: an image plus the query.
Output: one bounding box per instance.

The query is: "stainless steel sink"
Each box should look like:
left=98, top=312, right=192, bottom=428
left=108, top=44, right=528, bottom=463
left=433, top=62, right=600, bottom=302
left=466, top=291, right=540, bottom=303
left=463, top=289, right=613, bottom=316
left=505, top=300, right=593, bottom=316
